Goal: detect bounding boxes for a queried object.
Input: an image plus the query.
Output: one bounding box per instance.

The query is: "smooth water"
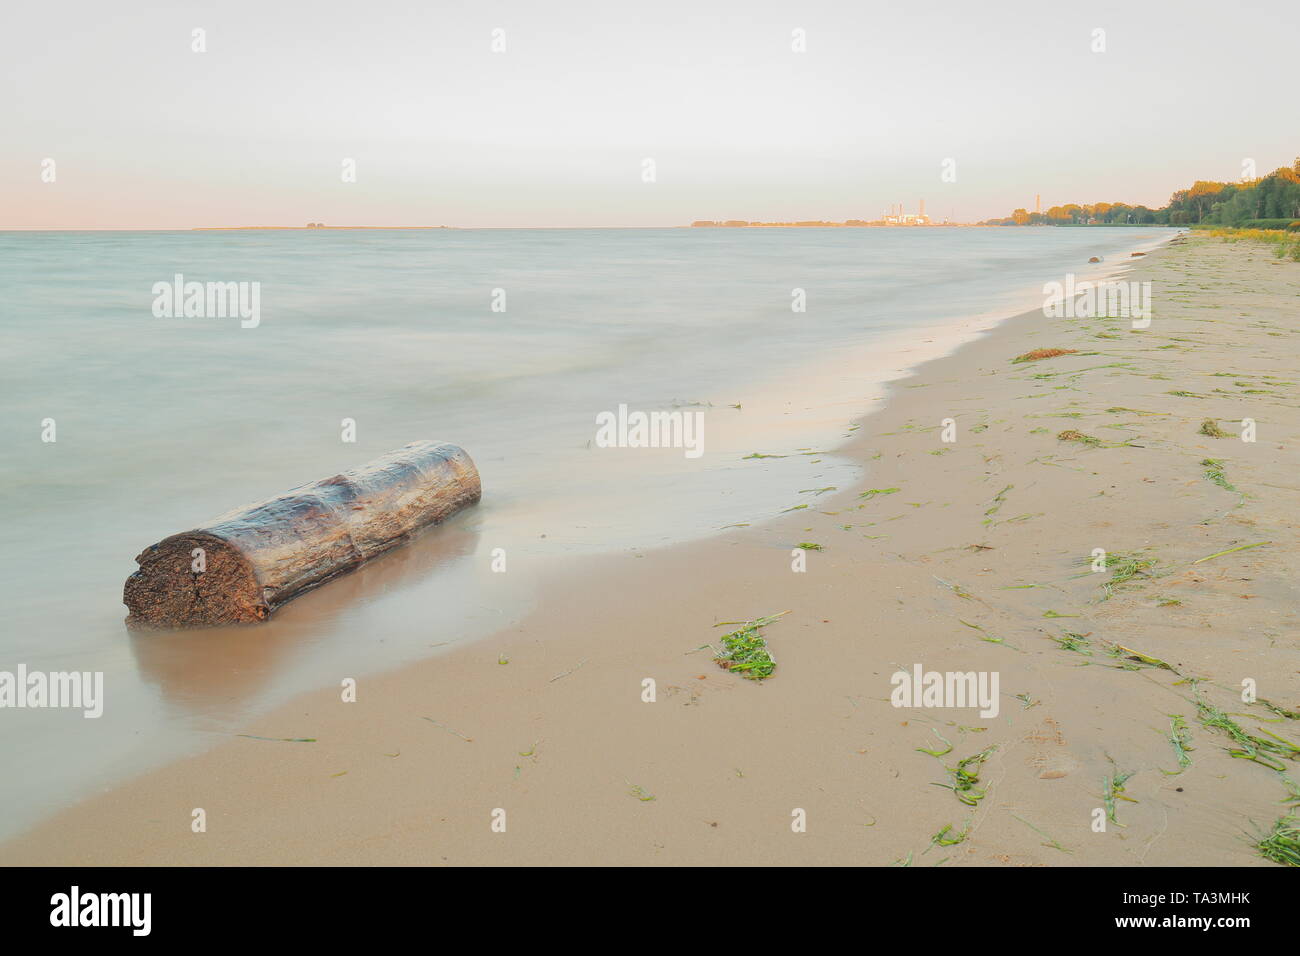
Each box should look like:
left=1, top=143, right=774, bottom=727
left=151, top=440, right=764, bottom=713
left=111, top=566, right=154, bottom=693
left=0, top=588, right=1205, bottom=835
left=0, top=226, right=1172, bottom=841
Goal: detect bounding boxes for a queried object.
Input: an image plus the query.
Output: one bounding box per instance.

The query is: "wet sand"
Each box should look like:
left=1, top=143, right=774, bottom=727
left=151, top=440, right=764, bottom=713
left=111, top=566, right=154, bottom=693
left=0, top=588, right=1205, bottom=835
left=4, top=234, right=1298, bottom=866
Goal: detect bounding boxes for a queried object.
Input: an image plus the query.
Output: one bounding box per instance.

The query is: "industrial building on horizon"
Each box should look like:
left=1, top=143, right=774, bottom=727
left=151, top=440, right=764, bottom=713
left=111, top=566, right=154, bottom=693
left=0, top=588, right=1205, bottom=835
left=881, top=199, right=933, bottom=225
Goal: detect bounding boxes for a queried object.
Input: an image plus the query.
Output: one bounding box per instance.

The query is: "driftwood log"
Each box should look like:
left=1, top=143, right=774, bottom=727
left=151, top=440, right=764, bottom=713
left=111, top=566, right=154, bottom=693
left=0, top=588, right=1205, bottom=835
left=124, top=441, right=481, bottom=627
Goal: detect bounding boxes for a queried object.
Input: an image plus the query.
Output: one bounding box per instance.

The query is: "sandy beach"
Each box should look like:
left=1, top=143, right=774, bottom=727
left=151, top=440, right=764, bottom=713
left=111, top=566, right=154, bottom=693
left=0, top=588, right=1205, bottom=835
left=4, top=233, right=1297, bottom=867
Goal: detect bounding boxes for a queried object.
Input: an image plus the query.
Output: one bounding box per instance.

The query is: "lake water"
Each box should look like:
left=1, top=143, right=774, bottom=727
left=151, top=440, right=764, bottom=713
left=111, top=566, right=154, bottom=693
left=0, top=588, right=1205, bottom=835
left=0, top=225, right=1173, bottom=841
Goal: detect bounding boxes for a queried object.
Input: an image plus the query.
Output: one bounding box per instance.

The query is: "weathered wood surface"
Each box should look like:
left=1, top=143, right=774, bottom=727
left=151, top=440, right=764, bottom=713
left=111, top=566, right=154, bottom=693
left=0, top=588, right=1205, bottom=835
left=124, top=441, right=481, bottom=627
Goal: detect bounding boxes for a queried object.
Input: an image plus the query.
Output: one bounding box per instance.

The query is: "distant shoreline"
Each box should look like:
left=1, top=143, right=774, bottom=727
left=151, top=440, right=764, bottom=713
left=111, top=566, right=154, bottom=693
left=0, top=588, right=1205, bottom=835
left=191, top=225, right=455, bottom=231
left=690, top=220, right=972, bottom=228
left=687, top=221, right=1165, bottom=229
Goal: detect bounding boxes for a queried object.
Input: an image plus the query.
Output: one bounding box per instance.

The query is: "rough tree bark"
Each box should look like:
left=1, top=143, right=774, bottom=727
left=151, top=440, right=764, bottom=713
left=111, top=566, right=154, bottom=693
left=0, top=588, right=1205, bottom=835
left=124, top=441, right=481, bottom=628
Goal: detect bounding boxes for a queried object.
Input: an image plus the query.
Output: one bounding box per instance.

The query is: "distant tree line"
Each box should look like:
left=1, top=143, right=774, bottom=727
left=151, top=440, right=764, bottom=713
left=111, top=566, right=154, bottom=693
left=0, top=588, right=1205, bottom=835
left=984, top=159, right=1300, bottom=228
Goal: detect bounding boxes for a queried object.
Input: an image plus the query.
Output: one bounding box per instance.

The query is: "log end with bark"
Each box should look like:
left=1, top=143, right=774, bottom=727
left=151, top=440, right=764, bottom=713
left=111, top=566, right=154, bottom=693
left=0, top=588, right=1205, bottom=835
left=124, top=441, right=481, bottom=628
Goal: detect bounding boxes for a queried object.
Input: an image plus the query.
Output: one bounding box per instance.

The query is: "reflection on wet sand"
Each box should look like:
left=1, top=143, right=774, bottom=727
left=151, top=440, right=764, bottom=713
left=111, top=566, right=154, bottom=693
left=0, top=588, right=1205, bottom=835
left=126, top=513, right=483, bottom=718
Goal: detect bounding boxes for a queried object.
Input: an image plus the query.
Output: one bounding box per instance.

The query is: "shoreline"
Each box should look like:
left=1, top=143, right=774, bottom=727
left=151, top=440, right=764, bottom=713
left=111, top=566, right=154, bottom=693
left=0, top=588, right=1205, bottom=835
left=0, top=227, right=1166, bottom=846
left=5, top=233, right=1298, bottom=866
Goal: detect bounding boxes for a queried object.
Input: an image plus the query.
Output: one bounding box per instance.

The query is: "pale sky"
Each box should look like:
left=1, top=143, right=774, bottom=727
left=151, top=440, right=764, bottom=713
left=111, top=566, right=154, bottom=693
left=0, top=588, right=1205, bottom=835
left=3, top=0, right=1296, bottom=228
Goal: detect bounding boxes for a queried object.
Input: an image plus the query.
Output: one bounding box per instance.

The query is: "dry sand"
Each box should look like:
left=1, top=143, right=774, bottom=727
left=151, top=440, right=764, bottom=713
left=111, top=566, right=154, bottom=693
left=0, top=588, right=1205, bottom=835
left=4, top=234, right=1298, bottom=866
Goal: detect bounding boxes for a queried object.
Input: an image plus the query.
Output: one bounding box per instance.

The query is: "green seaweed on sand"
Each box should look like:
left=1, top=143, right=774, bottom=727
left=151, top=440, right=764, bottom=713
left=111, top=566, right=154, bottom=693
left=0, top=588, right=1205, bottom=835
left=933, top=746, right=997, bottom=806
left=916, top=729, right=954, bottom=757
left=626, top=782, right=656, bottom=802
left=711, top=611, right=788, bottom=680
left=1199, top=418, right=1229, bottom=438
left=1057, top=429, right=1102, bottom=446
left=1012, top=348, right=1077, bottom=364
left=795, top=542, right=823, bottom=551
left=927, top=822, right=970, bottom=850
left=1253, top=816, right=1300, bottom=867
left=1201, top=458, right=1236, bottom=491
left=1051, top=631, right=1093, bottom=655
left=1106, top=406, right=1164, bottom=416
left=1259, top=699, right=1300, bottom=721
left=1162, top=715, right=1194, bottom=774
left=984, top=484, right=1013, bottom=516
left=742, top=451, right=787, bottom=459
left=858, top=487, right=900, bottom=500
left=1096, top=550, right=1159, bottom=599
left=1195, top=699, right=1300, bottom=771
left=958, top=619, right=1010, bottom=647
left=1105, top=642, right=1175, bottom=672
left=1103, top=769, right=1137, bottom=826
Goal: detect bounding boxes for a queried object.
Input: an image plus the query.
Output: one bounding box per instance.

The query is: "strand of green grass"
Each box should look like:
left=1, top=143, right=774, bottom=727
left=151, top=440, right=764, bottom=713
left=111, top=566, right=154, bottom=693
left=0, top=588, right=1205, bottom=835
left=1103, top=769, right=1136, bottom=826
left=1010, top=813, right=1072, bottom=853
left=915, top=729, right=953, bottom=757
left=1161, top=715, right=1194, bottom=774
left=1191, top=541, right=1270, bottom=564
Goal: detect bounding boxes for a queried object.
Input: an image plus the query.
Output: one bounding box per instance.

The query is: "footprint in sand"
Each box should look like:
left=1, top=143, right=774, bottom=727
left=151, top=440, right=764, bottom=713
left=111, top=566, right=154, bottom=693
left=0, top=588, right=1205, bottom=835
left=1024, top=716, right=1081, bottom=779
